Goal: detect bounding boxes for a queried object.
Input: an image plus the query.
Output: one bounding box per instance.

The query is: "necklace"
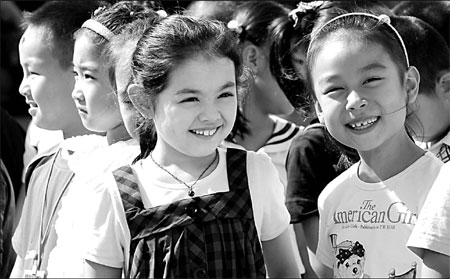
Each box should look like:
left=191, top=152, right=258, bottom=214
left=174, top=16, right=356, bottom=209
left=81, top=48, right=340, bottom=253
left=149, top=150, right=218, bottom=197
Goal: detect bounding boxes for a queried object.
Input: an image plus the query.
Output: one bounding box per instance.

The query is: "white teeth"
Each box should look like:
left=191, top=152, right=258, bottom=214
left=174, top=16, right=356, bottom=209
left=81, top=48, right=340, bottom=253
left=350, top=117, right=378, bottom=130
left=192, top=128, right=218, bottom=136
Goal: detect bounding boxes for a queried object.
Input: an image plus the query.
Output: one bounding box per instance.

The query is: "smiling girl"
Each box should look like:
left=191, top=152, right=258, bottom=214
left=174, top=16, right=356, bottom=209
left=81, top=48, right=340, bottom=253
left=306, top=12, right=443, bottom=278
left=73, top=15, right=301, bottom=278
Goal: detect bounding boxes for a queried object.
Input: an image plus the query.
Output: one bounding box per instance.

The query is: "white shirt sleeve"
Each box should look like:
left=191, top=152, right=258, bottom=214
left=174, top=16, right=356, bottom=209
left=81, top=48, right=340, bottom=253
left=80, top=174, right=129, bottom=268
left=246, top=151, right=290, bottom=241
left=407, top=163, right=450, bottom=257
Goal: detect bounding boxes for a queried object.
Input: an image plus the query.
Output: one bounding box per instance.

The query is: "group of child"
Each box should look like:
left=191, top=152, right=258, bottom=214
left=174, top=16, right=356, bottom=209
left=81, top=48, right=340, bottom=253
left=4, top=0, right=449, bottom=278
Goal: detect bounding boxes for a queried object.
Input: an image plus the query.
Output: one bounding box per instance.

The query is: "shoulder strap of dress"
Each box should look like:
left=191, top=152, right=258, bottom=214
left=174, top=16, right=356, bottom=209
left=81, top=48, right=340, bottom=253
left=226, top=148, right=248, bottom=191
left=113, top=165, right=144, bottom=211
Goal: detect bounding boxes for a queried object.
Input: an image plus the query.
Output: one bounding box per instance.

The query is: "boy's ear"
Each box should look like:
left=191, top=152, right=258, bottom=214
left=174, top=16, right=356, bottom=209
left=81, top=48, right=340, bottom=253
left=436, top=71, right=450, bottom=99
left=405, top=66, right=420, bottom=105
left=242, top=43, right=261, bottom=74
left=314, top=101, right=325, bottom=123
left=127, top=84, right=154, bottom=118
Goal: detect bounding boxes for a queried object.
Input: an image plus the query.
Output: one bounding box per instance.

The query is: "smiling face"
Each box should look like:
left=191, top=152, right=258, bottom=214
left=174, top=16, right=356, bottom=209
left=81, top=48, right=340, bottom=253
left=18, top=26, right=78, bottom=131
left=152, top=55, right=237, bottom=159
left=311, top=35, right=411, bottom=152
left=72, top=35, right=122, bottom=133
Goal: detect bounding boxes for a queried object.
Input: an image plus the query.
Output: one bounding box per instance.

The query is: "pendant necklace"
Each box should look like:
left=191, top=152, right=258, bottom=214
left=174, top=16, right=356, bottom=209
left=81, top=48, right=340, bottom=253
left=149, top=150, right=218, bottom=197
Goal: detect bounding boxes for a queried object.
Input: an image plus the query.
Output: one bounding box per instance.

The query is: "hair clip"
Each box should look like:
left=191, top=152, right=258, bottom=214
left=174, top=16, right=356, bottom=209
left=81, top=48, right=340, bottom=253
left=289, top=1, right=324, bottom=28
left=129, top=11, right=135, bottom=17
left=93, top=6, right=107, bottom=17
left=82, top=19, right=114, bottom=41
left=156, top=10, right=167, bottom=18
left=227, top=20, right=243, bottom=35
left=309, top=13, right=409, bottom=67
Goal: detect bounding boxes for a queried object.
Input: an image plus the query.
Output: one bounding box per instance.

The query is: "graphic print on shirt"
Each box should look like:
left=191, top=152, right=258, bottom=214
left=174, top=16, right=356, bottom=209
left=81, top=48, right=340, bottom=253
left=330, top=234, right=370, bottom=278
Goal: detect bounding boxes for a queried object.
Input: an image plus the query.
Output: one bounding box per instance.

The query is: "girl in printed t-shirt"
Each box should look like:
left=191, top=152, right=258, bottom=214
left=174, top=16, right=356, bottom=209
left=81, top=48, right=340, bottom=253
left=306, top=12, right=443, bottom=278
left=75, top=14, right=300, bottom=278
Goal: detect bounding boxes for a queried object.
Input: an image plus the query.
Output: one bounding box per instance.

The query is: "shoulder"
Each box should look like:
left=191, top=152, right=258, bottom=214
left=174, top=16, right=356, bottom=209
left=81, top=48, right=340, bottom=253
left=318, top=163, right=358, bottom=204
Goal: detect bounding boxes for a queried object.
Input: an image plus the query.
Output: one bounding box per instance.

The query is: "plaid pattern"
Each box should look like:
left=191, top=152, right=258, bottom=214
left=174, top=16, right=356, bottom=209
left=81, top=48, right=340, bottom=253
left=436, top=143, right=450, bottom=163
left=113, top=148, right=266, bottom=279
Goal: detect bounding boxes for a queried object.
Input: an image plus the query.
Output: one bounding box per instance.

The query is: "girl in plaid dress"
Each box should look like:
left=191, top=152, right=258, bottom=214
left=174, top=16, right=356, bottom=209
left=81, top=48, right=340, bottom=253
left=77, top=14, right=301, bottom=278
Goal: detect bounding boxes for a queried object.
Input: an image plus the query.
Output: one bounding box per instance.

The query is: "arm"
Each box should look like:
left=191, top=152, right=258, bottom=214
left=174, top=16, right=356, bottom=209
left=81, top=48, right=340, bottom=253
left=293, top=223, right=317, bottom=278
left=298, top=215, right=333, bottom=278
left=261, top=228, right=301, bottom=278
left=84, top=259, right=122, bottom=278
left=421, top=249, right=450, bottom=278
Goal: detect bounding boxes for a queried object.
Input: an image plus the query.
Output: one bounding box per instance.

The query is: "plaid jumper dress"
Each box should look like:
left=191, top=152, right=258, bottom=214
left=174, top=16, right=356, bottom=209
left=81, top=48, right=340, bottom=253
left=113, top=148, right=266, bottom=278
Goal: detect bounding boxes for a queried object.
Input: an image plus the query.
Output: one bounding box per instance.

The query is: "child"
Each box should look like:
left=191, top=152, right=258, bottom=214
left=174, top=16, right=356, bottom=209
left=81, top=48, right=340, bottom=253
left=306, top=12, right=444, bottom=277
left=391, top=15, right=450, bottom=163
left=10, top=1, right=102, bottom=277
left=75, top=14, right=301, bottom=278
left=392, top=1, right=450, bottom=46
left=224, top=0, right=305, bottom=187
left=407, top=162, right=450, bottom=278
left=45, top=2, right=163, bottom=277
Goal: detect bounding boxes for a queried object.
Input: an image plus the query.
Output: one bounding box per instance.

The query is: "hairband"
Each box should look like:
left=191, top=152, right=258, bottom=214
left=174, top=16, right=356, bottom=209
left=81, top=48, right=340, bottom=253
left=81, top=19, right=114, bottom=41
left=309, top=13, right=409, bottom=67
left=289, top=1, right=324, bottom=28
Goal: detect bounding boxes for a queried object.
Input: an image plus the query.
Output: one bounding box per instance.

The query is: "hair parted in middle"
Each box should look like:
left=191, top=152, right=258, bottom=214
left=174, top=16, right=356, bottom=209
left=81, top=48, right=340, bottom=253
left=130, top=15, right=251, bottom=159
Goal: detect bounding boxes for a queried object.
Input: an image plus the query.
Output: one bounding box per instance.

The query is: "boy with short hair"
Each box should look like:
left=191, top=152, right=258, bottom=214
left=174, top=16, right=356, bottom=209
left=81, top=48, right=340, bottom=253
left=11, top=1, right=103, bottom=277
left=392, top=15, right=450, bottom=163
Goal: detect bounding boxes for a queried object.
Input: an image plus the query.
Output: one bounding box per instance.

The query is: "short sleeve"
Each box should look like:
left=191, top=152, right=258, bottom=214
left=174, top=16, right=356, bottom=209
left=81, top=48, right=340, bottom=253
left=407, top=163, right=450, bottom=257
left=246, top=151, right=290, bottom=241
left=80, top=174, right=128, bottom=268
left=285, top=127, right=340, bottom=223
left=315, top=186, right=335, bottom=268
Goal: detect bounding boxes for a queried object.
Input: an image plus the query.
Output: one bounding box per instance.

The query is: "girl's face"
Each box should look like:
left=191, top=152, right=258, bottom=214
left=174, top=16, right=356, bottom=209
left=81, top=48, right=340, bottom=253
left=311, top=37, right=410, bottom=152
left=72, top=35, right=122, bottom=133
left=153, top=55, right=237, bottom=158
left=290, top=43, right=307, bottom=80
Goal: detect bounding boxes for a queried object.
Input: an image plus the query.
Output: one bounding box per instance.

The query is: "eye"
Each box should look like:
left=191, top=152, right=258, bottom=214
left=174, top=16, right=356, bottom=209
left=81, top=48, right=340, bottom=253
left=324, top=87, right=343, bottom=95
left=345, top=263, right=350, bottom=268
left=84, top=73, right=95, bottom=80
left=180, top=96, right=199, bottom=103
left=357, top=259, right=361, bottom=264
left=219, top=92, right=235, bottom=98
left=363, top=77, right=383, bottom=85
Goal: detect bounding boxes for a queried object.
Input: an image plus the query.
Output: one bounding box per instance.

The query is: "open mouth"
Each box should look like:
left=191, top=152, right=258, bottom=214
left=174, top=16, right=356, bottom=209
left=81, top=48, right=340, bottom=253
left=347, top=116, right=379, bottom=130
left=190, top=127, right=219, bottom=137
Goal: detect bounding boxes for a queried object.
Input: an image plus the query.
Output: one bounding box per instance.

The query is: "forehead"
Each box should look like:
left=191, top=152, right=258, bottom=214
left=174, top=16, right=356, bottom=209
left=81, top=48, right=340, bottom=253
left=168, top=55, right=235, bottom=87
left=19, top=26, right=59, bottom=66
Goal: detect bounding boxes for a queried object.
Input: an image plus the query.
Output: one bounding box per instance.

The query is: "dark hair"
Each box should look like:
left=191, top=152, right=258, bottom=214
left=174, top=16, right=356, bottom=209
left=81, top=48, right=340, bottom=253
left=185, top=1, right=242, bottom=23
left=392, top=1, right=450, bottom=47
left=108, top=16, right=162, bottom=164
left=228, top=1, right=311, bottom=121
left=74, top=1, right=160, bottom=77
left=21, top=0, right=100, bottom=69
left=131, top=15, right=250, bottom=160
left=392, top=15, right=450, bottom=96
left=306, top=14, right=408, bottom=98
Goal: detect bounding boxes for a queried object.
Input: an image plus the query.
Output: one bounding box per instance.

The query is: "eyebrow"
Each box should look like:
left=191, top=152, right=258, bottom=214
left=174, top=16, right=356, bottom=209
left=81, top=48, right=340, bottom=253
left=318, top=62, right=387, bottom=86
left=72, top=63, right=99, bottom=73
left=175, top=81, right=236, bottom=95
left=360, top=63, right=387, bottom=72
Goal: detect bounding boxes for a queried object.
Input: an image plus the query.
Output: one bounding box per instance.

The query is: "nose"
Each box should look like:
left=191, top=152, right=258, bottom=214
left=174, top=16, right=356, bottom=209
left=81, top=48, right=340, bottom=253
left=198, top=103, right=221, bottom=122
left=18, top=76, right=29, bottom=97
left=71, top=82, right=84, bottom=103
left=353, top=267, right=358, bottom=274
left=345, top=90, right=368, bottom=111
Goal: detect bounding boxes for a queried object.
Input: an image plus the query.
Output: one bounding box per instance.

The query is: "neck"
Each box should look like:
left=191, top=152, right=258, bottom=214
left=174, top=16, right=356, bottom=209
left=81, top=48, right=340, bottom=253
left=106, top=122, right=132, bottom=145
left=62, top=122, right=98, bottom=140
left=358, top=132, right=425, bottom=182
